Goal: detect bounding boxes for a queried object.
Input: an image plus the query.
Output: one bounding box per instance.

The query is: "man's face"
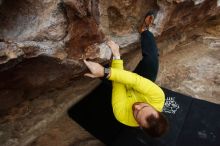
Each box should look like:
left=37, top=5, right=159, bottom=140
left=132, top=102, right=158, bottom=128
left=144, top=15, right=155, bottom=27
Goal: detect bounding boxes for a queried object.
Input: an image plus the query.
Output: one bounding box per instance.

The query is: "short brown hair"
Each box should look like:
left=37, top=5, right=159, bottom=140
left=142, top=112, right=169, bottom=137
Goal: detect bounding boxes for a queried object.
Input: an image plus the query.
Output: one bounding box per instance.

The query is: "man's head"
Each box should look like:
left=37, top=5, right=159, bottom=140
left=132, top=102, right=169, bottom=137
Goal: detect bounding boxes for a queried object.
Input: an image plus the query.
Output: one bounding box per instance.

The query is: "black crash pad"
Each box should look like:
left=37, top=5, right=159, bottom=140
left=68, top=82, right=220, bottom=146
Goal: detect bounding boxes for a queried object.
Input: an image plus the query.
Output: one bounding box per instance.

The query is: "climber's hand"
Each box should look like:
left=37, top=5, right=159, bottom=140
left=84, top=60, right=104, bottom=78
left=107, top=40, right=120, bottom=58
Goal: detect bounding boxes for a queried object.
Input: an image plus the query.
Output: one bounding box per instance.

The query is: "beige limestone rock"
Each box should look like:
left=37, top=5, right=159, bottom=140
left=0, top=0, right=220, bottom=146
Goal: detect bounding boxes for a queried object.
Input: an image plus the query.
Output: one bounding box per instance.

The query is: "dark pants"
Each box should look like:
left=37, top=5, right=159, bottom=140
left=134, top=56, right=158, bottom=82
left=133, top=29, right=159, bottom=82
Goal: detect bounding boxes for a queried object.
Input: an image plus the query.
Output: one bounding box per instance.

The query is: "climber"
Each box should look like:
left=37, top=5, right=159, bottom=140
left=83, top=40, right=168, bottom=137
left=134, top=10, right=159, bottom=82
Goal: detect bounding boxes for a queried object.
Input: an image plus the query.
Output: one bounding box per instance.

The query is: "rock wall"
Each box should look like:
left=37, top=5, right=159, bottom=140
left=0, top=0, right=219, bottom=146
left=157, top=16, right=220, bottom=104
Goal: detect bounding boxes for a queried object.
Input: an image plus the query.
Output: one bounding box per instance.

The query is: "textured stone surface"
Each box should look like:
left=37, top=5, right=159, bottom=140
left=99, top=0, right=158, bottom=36
left=157, top=15, right=220, bottom=104
left=0, top=77, right=101, bottom=146
left=0, top=46, right=140, bottom=146
left=0, top=0, right=220, bottom=146
left=28, top=116, right=104, bottom=146
left=0, top=0, right=67, bottom=41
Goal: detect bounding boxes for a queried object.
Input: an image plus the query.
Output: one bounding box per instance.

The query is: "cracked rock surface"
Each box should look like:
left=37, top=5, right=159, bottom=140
left=0, top=0, right=219, bottom=146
